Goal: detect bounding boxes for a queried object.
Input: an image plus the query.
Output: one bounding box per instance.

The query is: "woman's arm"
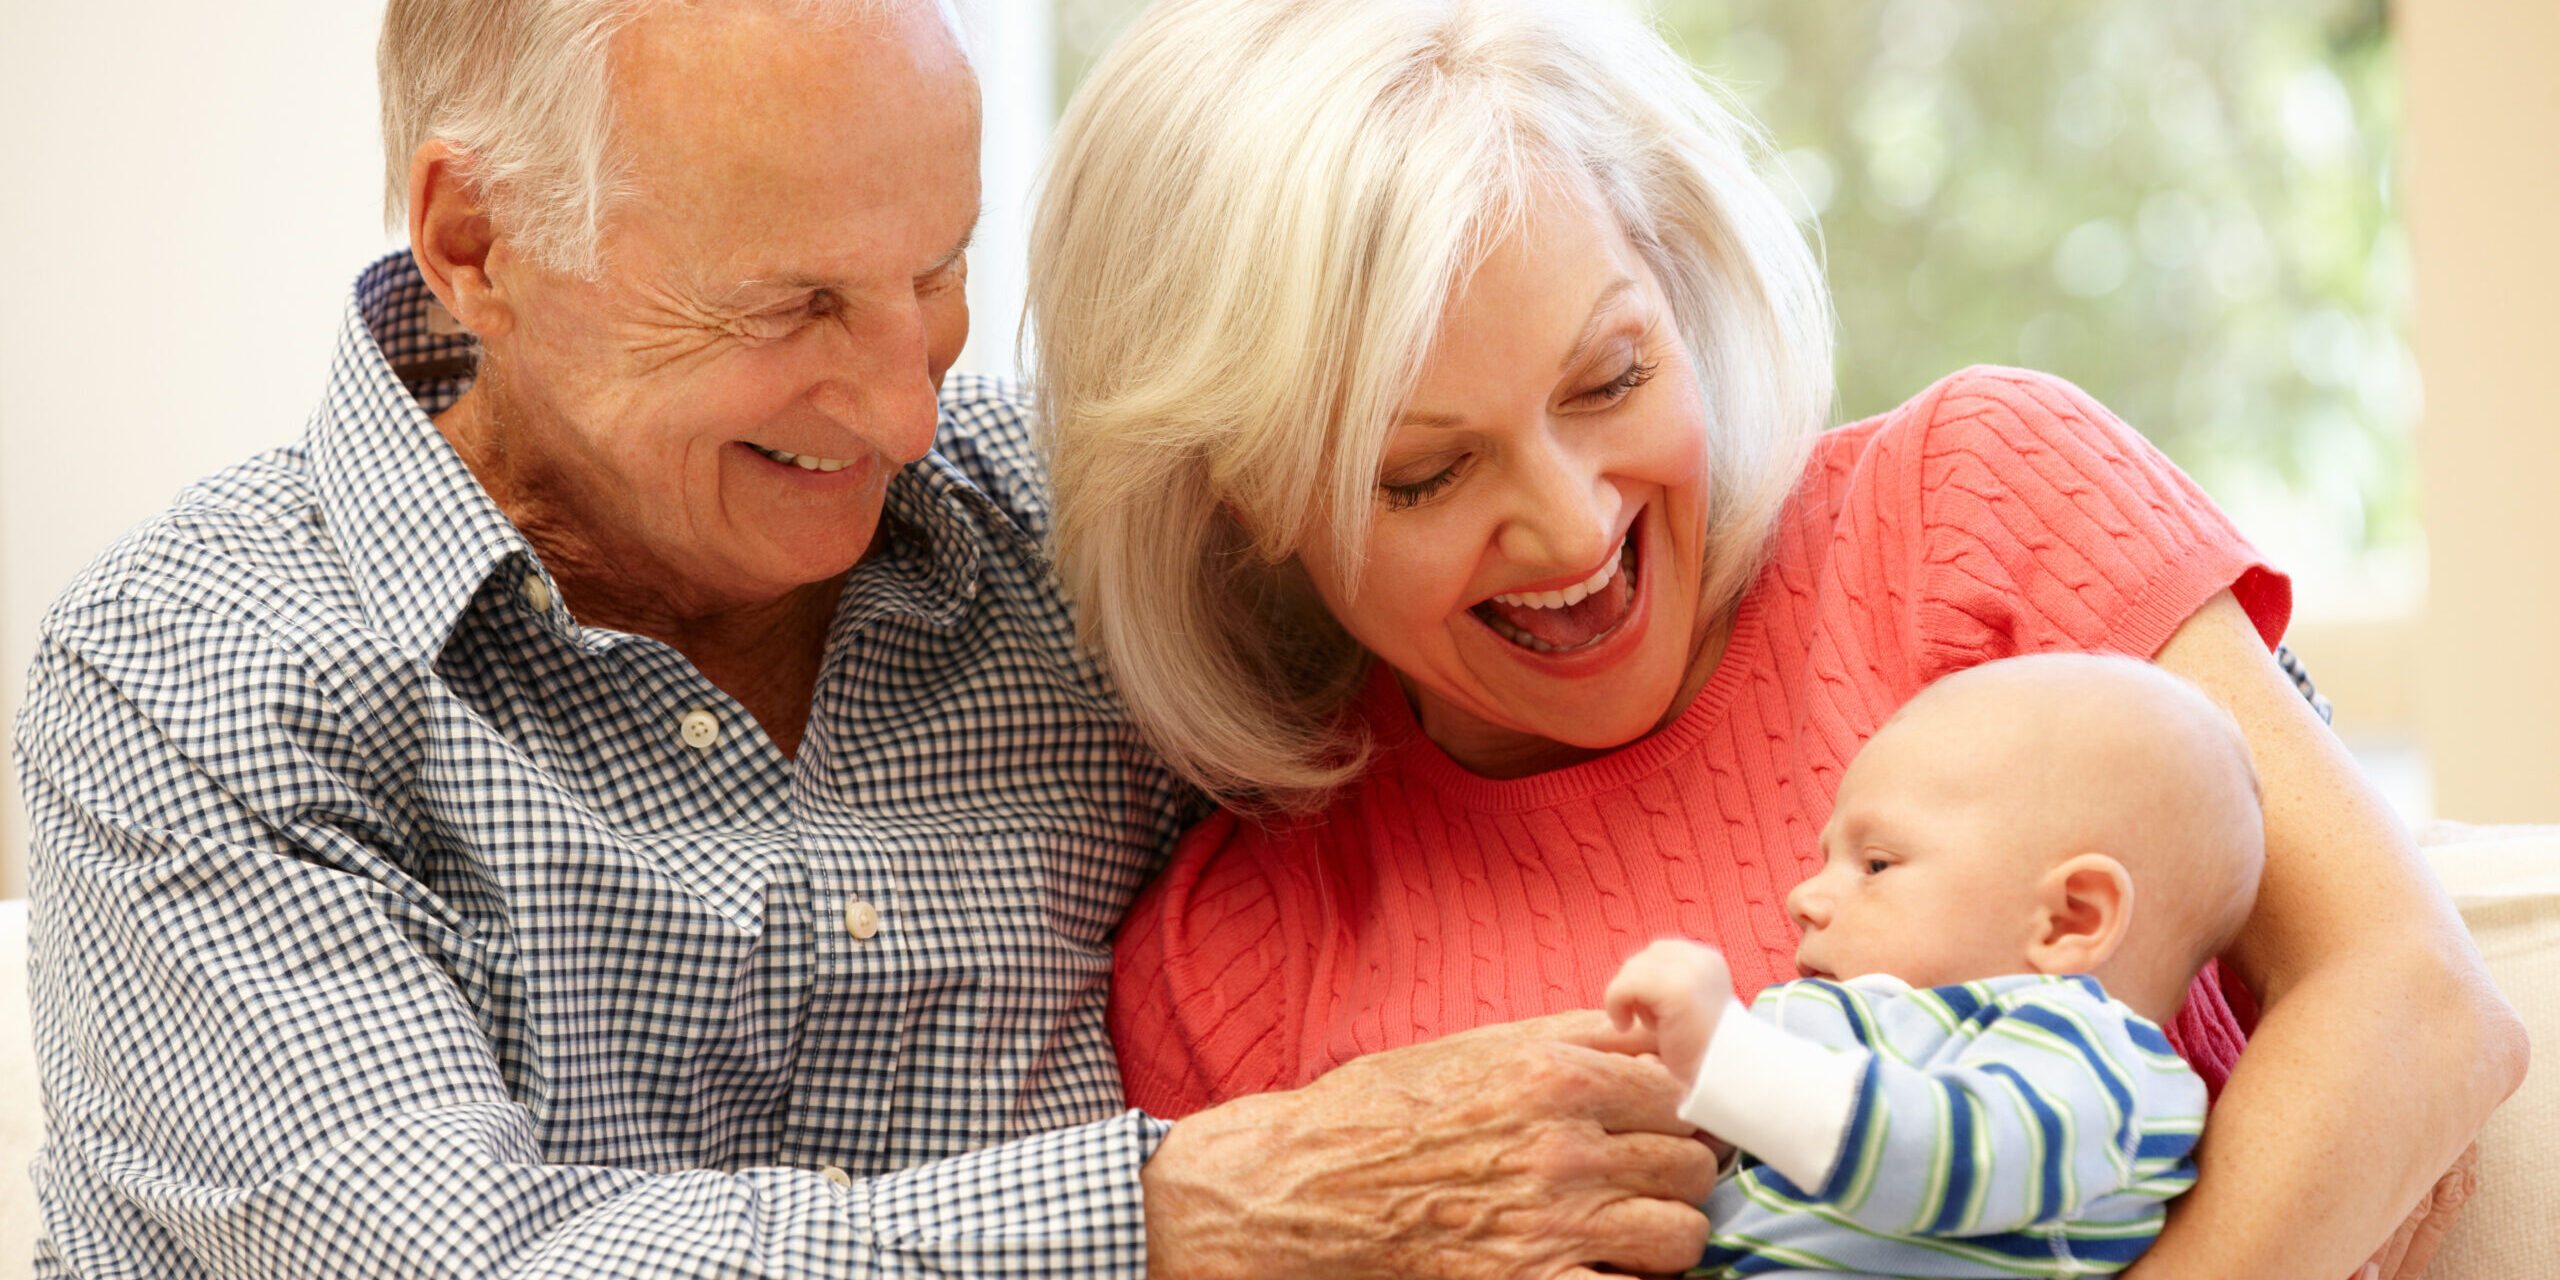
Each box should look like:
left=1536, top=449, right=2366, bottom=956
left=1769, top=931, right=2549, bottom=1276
left=2133, top=590, right=2528, bottom=1279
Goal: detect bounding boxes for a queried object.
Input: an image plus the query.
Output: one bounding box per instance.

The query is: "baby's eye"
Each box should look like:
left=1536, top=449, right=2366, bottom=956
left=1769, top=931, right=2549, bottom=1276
left=1863, top=857, right=1891, bottom=876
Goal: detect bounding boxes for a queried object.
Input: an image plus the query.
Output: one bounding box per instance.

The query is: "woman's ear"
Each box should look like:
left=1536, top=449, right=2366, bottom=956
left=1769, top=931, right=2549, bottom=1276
left=407, top=140, right=514, bottom=341
left=2025, top=852, right=2134, bottom=978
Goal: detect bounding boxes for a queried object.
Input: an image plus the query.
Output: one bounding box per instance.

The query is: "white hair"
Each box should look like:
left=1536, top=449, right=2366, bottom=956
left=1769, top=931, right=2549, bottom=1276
left=1032, top=0, right=1836, bottom=808
left=378, top=0, right=964, bottom=278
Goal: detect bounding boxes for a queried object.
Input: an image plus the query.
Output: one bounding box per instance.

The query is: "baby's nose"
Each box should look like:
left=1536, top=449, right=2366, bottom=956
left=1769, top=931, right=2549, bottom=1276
left=1784, top=875, right=1825, bottom=928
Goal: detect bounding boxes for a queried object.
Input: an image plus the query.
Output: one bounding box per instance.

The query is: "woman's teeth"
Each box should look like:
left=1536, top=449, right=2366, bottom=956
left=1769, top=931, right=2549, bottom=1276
left=1490, top=539, right=1626, bottom=611
left=1474, top=535, right=1641, bottom=654
left=750, top=442, right=854, bottom=473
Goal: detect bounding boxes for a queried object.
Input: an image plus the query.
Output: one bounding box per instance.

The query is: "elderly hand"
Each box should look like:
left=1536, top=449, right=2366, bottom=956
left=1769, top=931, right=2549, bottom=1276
left=1141, top=1010, right=1717, bottom=1280
left=2353, top=1142, right=2480, bottom=1280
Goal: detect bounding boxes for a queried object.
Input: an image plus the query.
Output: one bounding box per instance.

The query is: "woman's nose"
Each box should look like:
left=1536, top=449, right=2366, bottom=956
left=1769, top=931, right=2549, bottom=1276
left=1492, top=431, right=1619, bottom=572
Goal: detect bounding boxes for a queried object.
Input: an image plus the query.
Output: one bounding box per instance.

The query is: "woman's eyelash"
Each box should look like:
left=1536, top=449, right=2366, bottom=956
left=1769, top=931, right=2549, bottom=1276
left=1380, top=467, right=1461, bottom=510
left=1588, top=358, right=1660, bottom=403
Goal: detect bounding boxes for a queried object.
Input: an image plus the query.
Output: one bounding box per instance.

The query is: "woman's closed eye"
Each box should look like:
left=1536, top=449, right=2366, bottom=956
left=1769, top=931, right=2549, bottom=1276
left=1379, top=455, right=1471, bottom=510
left=1571, top=356, right=1659, bottom=409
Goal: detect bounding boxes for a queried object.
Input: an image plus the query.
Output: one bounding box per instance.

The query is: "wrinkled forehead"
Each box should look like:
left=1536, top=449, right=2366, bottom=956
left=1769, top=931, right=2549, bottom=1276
left=604, top=0, right=980, bottom=276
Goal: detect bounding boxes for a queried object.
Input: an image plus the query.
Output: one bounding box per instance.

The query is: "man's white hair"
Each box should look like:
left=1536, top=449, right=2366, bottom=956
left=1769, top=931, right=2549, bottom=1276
left=379, top=0, right=965, bottom=278
left=1032, top=0, right=1836, bottom=806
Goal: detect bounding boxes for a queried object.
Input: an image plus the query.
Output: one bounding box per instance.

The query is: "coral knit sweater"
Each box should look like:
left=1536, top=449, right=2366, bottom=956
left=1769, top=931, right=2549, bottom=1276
left=1110, top=367, right=2290, bottom=1120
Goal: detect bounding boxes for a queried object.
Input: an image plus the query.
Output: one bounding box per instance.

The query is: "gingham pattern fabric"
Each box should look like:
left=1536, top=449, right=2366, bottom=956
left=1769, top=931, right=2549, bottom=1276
left=1694, top=975, right=2204, bottom=1278
left=14, top=252, right=1198, bottom=1279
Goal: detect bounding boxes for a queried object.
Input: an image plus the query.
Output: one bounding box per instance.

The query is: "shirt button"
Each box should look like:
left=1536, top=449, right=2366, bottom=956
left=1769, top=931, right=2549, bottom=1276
left=677, top=709, right=722, bottom=751
left=521, top=574, right=553, bottom=614
left=820, top=1165, right=853, bottom=1188
left=844, top=900, right=882, bottom=940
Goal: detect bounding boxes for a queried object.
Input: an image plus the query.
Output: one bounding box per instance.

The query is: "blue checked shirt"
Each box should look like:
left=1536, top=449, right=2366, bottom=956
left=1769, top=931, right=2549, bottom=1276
left=14, top=253, right=1200, bottom=1279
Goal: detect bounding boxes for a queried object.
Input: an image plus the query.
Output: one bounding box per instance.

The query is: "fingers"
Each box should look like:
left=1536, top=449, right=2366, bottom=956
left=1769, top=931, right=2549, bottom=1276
left=1537, top=1040, right=1696, bottom=1136
left=1588, top=1130, right=1722, bottom=1205
left=2386, top=1143, right=2480, bottom=1280
left=1516, top=1007, right=1665, bottom=1059
left=2356, top=1142, right=2480, bottom=1280
left=1571, top=1193, right=1713, bottom=1277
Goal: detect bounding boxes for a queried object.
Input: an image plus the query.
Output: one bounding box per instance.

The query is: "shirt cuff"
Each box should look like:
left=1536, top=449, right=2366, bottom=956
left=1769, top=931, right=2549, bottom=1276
left=1677, top=1000, right=1869, bottom=1193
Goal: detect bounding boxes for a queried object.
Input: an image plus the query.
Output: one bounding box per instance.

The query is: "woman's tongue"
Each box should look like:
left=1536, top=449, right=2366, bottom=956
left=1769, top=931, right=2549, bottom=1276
left=1478, top=572, right=1634, bottom=651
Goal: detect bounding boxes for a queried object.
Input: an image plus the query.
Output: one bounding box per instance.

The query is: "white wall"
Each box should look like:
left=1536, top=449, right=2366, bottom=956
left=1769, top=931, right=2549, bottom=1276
left=0, top=0, right=1053, bottom=897
left=2402, top=0, right=2560, bottom=823
left=0, top=0, right=398, bottom=898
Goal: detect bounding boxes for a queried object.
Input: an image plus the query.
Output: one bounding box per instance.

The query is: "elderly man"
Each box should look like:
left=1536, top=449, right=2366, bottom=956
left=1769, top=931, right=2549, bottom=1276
left=14, top=1, right=1711, bottom=1276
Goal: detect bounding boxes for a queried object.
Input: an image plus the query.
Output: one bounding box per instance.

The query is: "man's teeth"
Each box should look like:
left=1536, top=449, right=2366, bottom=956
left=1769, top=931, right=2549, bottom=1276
left=750, top=443, right=854, bottom=473
left=1490, top=539, right=1626, bottom=610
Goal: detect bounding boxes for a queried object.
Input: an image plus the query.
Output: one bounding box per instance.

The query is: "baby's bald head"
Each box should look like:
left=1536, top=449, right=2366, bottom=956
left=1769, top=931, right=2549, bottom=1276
left=1836, top=653, right=2265, bottom=1021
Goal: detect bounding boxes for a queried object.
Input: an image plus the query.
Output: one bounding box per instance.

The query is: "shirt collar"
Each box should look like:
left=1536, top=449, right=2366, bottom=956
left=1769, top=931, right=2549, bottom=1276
left=307, top=251, right=992, bottom=662
left=308, top=253, right=533, bottom=662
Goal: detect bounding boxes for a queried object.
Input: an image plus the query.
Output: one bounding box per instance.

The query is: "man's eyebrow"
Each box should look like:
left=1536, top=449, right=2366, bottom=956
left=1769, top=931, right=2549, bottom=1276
left=711, top=226, right=979, bottom=305
left=1559, top=277, right=1641, bottom=373
left=929, top=223, right=976, bottom=274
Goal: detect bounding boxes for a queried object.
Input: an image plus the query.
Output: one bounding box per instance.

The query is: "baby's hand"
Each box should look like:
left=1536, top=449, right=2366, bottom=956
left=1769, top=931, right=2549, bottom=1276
left=1602, top=939, right=1732, bottom=1087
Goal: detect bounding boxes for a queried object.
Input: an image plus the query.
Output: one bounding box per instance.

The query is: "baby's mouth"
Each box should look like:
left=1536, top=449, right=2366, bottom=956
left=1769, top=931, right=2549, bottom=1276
left=1470, top=532, right=1640, bottom=654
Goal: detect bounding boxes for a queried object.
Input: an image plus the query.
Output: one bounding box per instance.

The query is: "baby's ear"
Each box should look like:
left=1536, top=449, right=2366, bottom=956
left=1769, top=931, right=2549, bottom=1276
left=2026, top=853, right=2133, bottom=977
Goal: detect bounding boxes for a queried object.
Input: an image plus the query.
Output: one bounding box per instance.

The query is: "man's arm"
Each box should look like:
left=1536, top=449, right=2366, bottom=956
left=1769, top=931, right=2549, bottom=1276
left=19, top=627, right=1159, bottom=1280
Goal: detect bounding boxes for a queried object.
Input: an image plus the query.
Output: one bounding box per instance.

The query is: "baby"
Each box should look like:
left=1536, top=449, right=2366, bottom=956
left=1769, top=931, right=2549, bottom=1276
left=1606, top=652, right=2266, bottom=1279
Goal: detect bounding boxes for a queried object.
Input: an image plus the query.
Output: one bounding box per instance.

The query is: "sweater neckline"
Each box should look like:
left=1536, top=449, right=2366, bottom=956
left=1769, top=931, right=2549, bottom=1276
left=1361, top=580, right=1770, bottom=813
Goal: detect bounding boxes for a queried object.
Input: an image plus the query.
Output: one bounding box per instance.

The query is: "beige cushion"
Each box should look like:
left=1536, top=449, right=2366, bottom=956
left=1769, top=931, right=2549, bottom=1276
left=2, top=901, right=33, bottom=1277
left=2417, top=823, right=2560, bottom=1280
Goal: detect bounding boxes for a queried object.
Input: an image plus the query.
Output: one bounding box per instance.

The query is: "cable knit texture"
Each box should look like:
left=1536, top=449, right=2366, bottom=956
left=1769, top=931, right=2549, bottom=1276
left=1111, top=367, right=2287, bottom=1119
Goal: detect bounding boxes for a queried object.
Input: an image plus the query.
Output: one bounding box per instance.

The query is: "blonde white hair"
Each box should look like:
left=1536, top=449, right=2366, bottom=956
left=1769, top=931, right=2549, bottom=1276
left=1032, top=0, right=1835, bottom=807
left=378, top=0, right=957, bottom=277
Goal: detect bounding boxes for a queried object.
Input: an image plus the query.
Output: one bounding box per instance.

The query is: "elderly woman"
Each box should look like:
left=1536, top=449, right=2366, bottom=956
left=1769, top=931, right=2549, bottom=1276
left=1030, top=0, right=2524, bottom=1276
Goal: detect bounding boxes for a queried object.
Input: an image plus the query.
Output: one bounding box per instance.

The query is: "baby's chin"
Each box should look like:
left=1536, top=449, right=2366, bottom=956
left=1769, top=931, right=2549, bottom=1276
left=1793, top=958, right=1833, bottom=981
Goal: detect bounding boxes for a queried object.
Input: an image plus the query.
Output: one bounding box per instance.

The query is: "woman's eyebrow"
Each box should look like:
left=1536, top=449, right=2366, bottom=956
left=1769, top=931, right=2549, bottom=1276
left=1558, top=277, right=1641, bottom=373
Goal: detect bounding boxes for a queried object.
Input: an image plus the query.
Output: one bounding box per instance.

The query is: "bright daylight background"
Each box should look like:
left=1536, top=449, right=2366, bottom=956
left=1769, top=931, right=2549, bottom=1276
left=3, top=0, right=2557, bottom=906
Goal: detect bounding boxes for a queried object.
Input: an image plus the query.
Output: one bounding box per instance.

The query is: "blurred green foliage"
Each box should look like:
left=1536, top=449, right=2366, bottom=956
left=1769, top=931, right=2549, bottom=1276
left=1053, top=0, right=2415, bottom=562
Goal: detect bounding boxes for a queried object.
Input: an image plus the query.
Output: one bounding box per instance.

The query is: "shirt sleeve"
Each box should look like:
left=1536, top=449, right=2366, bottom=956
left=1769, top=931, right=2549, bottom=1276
left=1905, top=366, right=2291, bottom=678
left=1701, top=979, right=2205, bottom=1261
left=1109, top=812, right=1309, bottom=1119
left=17, top=612, right=1163, bottom=1280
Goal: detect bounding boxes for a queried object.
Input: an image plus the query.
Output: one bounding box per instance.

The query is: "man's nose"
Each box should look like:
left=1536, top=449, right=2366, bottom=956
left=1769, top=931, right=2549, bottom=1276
left=808, top=298, right=943, bottom=465
left=1492, top=429, right=1619, bottom=572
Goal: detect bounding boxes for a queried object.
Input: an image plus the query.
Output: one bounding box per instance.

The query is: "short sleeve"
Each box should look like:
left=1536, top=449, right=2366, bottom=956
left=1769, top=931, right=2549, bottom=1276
left=1109, top=812, right=1308, bottom=1119
left=1904, top=367, right=2290, bottom=682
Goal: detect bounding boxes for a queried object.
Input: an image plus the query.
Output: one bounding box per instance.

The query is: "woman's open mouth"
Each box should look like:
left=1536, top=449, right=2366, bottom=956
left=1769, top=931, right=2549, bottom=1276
left=1469, top=529, right=1641, bottom=654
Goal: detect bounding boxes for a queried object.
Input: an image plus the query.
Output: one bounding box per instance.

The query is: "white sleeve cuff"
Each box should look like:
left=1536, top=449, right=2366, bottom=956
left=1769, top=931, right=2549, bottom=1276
left=1676, top=1000, right=1870, bottom=1193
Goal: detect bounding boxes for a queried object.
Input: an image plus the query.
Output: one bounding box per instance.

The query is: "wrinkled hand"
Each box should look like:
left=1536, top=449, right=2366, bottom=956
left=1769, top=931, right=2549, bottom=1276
left=2353, top=1142, right=2479, bottom=1280
left=1602, top=939, right=1732, bottom=1085
left=1142, top=1010, right=1717, bottom=1280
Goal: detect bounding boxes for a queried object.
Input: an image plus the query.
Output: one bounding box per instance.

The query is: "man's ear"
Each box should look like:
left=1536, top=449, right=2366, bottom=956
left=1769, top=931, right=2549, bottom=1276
left=407, top=140, right=513, bottom=340
left=2025, top=852, right=2133, bottom=978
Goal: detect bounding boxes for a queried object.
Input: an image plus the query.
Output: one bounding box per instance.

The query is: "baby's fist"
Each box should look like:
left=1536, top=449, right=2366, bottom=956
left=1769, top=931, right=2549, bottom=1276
left=1603, top=939, right=1732, bottom=1085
